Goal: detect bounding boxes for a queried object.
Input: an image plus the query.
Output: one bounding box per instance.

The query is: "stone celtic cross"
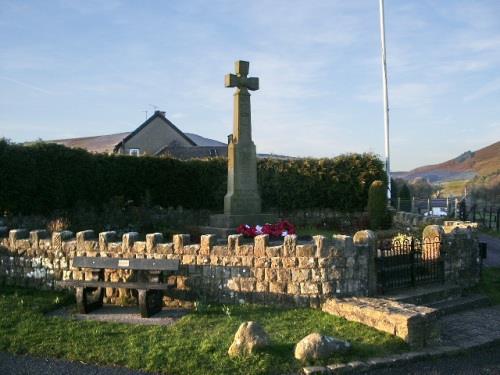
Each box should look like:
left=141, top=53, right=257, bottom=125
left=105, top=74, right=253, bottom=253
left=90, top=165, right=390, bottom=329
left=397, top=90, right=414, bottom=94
left=223, top=60, right=261, bottom=215
left=225, top=61, right=259, bottom=92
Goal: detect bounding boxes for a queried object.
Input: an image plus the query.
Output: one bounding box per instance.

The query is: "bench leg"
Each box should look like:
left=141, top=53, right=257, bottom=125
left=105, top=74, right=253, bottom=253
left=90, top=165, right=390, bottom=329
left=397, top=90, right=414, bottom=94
left=76, top=287, right=104, bottom=314
left=138, top=289, right=163, bottom=318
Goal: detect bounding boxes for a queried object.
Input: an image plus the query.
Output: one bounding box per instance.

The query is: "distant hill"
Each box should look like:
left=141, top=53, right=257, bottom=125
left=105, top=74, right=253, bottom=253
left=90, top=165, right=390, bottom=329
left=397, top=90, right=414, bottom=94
left=395, top=140, right=500, bottom=183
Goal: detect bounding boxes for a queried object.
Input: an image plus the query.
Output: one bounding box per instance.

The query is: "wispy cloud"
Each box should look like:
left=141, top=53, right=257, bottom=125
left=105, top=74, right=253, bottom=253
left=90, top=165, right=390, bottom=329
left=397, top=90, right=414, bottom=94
left=0, top=76, right=54, bottom=95
left=463, top=77, right=500, bottom=101
left=58, top=0, right=122, bottom=14
left=1, top=0, right=499, bottom=170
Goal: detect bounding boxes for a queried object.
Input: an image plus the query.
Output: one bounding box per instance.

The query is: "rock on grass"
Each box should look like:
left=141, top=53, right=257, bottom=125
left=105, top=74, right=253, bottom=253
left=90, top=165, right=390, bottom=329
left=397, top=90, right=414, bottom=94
left=228, top=321, right=270, bottom=357
left=295, top=333, right=351, bottom=362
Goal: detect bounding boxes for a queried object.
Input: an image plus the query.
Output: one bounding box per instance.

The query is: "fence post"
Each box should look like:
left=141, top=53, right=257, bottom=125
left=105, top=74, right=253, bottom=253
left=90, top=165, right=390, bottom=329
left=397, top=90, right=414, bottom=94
left=397, top=197, right=401, bottom=211
left=427, top=198, right=431, bottom=215
left=489, top=206, right=493, bottom=229
left=454, top=198, right=459, bottom=219
left=410, top=237, right=416, bottom=287
left=497, top=208, right=500, bottom=232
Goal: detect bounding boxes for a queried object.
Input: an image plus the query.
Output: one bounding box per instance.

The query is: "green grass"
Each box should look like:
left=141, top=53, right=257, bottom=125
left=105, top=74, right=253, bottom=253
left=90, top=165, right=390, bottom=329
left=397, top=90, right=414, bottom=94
left=480, top=228, right=500, bottom=239
left=440, top=179, right=469, bottom=196
left=296, top=226, right=335, bottom=238
left=479, top=267, right=500, bottom=305
left=0, top=286, right=407, bottom=375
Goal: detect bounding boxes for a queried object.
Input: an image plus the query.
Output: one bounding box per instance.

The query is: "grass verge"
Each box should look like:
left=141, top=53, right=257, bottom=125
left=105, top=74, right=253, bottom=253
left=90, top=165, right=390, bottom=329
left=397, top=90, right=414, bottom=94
left=0, top=286, right=407, bottom=375
left=296, top=226, right=334, bottom=238
left=480, top=228, right=500, bottom=239
left=479, top=267, right=500, bottom=305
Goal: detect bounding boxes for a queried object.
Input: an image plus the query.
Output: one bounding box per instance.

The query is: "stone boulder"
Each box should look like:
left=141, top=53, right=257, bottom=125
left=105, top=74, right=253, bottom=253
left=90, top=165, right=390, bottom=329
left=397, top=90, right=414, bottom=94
left=294, top=333, right=351, bottom=362
left=228, top=321, right=270, bottom=357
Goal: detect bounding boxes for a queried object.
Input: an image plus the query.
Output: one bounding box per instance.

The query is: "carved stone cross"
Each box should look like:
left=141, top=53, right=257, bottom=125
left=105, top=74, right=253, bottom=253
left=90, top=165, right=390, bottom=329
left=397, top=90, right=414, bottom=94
left=206, top=60, right=276, bottom=231
left=225, top=61, right=259, bottom=92
left=223, top=60, right=261, bottom=215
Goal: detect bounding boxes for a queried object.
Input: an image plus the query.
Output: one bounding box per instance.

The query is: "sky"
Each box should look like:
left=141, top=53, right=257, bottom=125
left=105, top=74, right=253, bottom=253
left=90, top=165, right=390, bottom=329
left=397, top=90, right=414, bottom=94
left=1, top=0, right=499, bottom=171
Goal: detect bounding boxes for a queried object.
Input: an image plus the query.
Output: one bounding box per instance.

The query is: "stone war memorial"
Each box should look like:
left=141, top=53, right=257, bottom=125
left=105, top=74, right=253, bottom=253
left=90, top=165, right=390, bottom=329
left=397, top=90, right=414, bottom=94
left=0, top=59, right=497, bottom=375
left=203, top=60, right=275, bottom=237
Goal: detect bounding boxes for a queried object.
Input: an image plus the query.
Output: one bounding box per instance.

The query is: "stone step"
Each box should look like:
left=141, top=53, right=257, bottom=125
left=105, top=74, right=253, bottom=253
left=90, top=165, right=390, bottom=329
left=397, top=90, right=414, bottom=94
left=322, top=297, right=439, bottom=348
left=425, top=294, right=491, bottom=317
left=382, top=284, right=463, bottom=305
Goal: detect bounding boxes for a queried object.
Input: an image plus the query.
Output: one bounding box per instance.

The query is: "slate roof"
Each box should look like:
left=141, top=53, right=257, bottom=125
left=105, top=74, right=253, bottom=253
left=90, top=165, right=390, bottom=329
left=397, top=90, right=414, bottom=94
left=43, top=110, right=226, bottom=154
left=48, top=132, right=130, bottom=153
left=184, top=133, right=226, bottom=147
left=41, top=111, right=292, bottom=159
left=47, top=130, right=226, bottom=154
left=113, top=111, right=196, bottom=152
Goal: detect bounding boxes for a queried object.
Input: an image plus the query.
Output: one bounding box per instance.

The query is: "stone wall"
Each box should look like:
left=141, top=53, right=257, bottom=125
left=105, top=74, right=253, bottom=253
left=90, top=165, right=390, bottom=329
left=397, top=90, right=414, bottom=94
left=441, top=222, right=481, bottom=288
left=0, top=222, right=481, bottom=307
left=393, top=211, right=444, bottom=229
left=0, top=229, right=376, bottom=307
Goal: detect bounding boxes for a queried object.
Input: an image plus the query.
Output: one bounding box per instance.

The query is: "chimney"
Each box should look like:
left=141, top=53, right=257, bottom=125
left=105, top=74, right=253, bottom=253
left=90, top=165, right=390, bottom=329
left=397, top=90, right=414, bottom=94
left=155, top=110, right=166, bottom=117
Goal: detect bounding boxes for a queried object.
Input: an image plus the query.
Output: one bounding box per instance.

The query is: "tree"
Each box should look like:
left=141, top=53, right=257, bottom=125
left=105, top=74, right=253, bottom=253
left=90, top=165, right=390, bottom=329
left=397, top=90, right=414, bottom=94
left=390, top=178, right=398, bottom=208
left=409, top=177, right=434, bottom=198
left=399, top=184, right=411, bottom=212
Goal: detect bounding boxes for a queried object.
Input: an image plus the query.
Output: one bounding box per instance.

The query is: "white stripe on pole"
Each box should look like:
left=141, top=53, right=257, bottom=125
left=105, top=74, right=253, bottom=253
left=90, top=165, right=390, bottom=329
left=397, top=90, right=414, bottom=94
left=379, top=0, right=391, bottom=200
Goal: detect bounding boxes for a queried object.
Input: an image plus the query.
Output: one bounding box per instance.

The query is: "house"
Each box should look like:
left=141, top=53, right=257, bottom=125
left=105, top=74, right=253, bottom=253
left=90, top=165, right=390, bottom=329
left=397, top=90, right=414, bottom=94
left=47, top=111, right=227, bottom=159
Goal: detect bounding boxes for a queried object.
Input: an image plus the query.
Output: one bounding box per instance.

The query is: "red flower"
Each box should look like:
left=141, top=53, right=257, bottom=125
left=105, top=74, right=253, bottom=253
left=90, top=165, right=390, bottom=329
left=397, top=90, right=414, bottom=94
left=236, top=221, right=296, bottom=239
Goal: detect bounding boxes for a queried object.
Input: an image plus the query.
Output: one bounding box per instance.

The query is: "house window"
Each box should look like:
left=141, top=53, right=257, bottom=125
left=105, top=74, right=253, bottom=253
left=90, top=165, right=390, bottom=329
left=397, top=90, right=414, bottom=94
left=129, top=148, right=140, bottom=156
left=209, top=149, right=218, bottom=157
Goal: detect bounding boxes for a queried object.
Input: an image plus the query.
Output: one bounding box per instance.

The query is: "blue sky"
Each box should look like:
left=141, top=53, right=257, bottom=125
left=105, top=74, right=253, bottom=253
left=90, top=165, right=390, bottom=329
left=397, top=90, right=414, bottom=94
left=1, top=0, right=499, bottom=170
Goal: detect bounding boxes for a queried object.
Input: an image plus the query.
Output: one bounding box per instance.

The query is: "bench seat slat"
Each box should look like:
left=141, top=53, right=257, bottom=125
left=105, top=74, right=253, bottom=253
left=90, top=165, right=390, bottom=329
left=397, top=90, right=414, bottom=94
left=72, top=256, right=179, bottom=271
left=57, top=280, right=172, bottom=290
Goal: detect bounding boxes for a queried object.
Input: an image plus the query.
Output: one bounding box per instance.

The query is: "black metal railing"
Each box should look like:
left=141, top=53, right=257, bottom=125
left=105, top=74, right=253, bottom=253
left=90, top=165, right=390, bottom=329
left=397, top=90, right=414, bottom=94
left=375, top=237, right=444, bottom=293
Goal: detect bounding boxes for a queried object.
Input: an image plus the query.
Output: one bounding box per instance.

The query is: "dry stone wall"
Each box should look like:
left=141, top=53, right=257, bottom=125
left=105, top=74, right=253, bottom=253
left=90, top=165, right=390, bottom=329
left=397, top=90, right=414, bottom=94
left=0, top=221, right=481, bottom=307
left=0, top=229, right=376, bottom=307
left=393, top=211, right=444, bottom=229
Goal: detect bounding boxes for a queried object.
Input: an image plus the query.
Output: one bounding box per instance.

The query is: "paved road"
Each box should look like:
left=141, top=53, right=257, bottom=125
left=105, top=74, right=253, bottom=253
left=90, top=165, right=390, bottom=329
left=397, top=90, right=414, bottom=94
left=366, top=341, right=500, bottom=375
left=3, top=345, right=500, bottom=375
left=479, top=233, right=500, bottom=267
left=0, top=352, right=154, bottom=375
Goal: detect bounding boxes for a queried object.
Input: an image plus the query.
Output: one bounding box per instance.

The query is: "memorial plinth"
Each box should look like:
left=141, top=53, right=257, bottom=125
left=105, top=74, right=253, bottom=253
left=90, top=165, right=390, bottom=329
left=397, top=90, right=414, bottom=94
left=201, top=60, right=276, bottom=238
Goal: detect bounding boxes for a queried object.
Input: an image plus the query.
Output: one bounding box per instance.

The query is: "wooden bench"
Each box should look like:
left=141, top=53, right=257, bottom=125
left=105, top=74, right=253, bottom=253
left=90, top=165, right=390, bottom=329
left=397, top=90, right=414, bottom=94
left=58, top=256, right=179, bottom=318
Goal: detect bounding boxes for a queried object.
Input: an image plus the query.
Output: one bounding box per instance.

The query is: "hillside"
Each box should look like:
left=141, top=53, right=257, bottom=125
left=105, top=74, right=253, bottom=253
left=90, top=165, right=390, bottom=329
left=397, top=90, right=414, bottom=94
left=396, top=140, right=500, bottom=183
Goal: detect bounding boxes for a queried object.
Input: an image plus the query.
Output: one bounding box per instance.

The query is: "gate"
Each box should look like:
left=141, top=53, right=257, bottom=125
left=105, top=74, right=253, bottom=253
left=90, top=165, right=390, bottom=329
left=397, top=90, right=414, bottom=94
left=375, top=237, right=444, bottom=293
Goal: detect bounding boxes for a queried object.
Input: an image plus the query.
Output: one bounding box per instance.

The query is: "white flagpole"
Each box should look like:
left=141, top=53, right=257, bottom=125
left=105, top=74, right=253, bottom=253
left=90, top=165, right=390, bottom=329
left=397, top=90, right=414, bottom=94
left=379, top=0, right=391, bottom=201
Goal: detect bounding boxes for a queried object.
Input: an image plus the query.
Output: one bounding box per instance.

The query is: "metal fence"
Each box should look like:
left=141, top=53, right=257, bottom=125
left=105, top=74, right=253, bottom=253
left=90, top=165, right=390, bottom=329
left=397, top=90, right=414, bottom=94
left=375, top=237, right=444, bottom=294
left=467, top=205, right=500, bottom=232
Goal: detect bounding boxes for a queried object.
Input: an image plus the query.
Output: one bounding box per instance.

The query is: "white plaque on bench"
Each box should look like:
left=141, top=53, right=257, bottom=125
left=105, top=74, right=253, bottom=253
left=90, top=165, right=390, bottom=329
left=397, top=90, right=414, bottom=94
left=118, top=259, right=129, bottom=267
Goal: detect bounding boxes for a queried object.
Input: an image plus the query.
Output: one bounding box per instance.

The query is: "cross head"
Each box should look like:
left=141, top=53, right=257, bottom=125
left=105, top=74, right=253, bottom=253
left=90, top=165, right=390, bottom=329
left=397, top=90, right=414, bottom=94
left=225, top=60, right=259, bottom=91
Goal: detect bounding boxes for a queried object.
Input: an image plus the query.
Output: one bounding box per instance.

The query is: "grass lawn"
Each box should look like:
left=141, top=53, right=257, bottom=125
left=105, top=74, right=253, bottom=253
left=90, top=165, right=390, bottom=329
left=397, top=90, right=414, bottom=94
left=480, top=228, right=500, bottom=239
left=479, top=267, right=500, bottom=305
left=296, top=226, right=334, bottom=238
left=0, top=287, right=407, bottom=375
left=440, top=179, right=468, bottom=196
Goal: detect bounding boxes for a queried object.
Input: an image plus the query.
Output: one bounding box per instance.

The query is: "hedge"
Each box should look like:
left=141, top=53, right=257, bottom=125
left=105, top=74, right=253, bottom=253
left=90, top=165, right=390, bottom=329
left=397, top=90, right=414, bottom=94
left=0, top=140, right=386, bottom=214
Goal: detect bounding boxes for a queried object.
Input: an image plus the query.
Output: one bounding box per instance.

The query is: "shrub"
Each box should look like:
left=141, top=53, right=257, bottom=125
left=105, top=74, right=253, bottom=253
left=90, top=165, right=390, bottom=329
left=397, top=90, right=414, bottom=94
left=0, top=140, right=385, bottom=215
left=368, top=180, right=390, bottom=230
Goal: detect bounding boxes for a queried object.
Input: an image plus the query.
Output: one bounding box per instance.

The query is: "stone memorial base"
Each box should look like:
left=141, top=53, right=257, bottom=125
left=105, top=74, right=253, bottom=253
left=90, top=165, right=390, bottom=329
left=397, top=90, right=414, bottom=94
left=199, top=213, right=277, bottom=238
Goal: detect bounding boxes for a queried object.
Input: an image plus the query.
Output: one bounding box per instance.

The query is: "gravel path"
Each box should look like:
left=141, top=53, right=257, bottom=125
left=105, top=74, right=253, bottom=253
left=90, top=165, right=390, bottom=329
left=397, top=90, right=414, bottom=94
left=47, top=305, right=188, bottom=325
left=0, top=352, right=155, bottom=375
left=479, top=233, right=500, bottom=268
